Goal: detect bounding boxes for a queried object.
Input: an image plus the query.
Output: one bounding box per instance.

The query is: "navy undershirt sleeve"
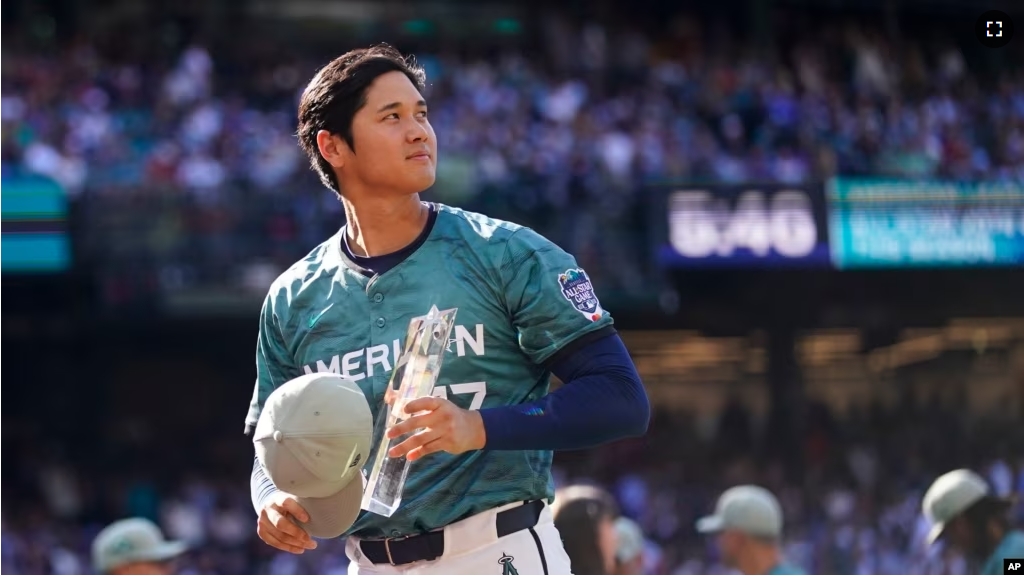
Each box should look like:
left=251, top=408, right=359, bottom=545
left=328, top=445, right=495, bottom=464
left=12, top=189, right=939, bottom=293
left=479, top=332, right=650, bottom=451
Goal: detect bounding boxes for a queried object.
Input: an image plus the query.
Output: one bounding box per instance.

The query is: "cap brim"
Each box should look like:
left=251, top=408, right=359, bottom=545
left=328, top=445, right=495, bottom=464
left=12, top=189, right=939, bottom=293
left=295, top=476, right=364, bottom=539
left=926, top=521, right=946, bottom=545
left=138, top=541, right=188, bottom=563
left=696, top=515, right=725, bottom=534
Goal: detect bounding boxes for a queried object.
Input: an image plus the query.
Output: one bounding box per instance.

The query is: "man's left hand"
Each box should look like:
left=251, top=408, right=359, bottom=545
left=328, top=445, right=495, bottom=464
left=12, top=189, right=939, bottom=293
left=386, top=397, right=486, bottom=461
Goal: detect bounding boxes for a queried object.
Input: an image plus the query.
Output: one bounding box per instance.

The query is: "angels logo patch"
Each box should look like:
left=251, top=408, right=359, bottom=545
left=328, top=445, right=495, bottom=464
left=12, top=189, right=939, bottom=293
left=558, top=268, right=604, bottom=322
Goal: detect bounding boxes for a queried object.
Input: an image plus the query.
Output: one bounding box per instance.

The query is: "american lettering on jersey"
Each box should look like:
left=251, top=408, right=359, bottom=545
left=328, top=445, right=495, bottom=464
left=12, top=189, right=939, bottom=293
left=301, top=323, right=486, bottom=381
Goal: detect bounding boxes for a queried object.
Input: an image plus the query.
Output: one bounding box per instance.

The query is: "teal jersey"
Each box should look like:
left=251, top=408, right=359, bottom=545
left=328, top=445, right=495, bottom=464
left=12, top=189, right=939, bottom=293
left=244, top=204, right=614, bottom=539
left=767, top=563, right=806, bottom=575
left=982, top=530, right=1024, bottom=575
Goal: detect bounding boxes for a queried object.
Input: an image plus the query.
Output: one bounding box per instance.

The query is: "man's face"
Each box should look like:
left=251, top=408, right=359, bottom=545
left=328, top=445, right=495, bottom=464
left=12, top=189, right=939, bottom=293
left=342, top=70, right=436, bottom=195
left=716, top=530, right=744, bottom=568
left=944, top=515, right=976, bottom=556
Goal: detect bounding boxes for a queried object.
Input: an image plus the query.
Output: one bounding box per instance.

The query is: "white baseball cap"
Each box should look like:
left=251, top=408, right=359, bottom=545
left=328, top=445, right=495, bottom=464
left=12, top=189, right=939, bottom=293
left=91, top=518, right=186, bottom=574
left=922, top=469, right=991, bottom=544
left=253, top=373, right=372, bottom=539
left=696, top=485, right=783, bottom=539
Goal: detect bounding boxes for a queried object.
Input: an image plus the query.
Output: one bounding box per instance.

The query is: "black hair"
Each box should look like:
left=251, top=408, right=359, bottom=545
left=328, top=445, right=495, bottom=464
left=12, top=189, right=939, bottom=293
left=961, top=495, right=1014, bottom=559
left=297, top=44, right=426, bottom=193
left=552, top=485, right=620, bottom=575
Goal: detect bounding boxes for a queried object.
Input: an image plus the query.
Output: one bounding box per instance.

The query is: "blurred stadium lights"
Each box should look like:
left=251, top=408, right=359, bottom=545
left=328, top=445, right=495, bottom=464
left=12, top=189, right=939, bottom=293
left=767, top=0, right=1016, bottom=9
left=493, top=18, right=523, bottom=34
left=623, top=321, right=1024, bottom=387
left=401, top=19, right=436, bottom=35
left=246, top=0, right=524, bottom=24
left=247, top=0, right=383, bottom=22
left=241, top=0, right=527, bottom=42
left=624, top=318, right=1024, bottom=414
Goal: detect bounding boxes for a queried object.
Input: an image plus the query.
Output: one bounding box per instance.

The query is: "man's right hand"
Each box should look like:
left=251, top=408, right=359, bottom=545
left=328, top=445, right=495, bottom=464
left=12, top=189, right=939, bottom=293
left=257, top=491, right=317, bottom=554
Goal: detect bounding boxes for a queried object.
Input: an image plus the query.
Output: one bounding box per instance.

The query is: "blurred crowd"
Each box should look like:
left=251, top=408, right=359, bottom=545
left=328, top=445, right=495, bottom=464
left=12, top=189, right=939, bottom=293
left=4, top=389, right=1023, bottom=575
left=6, top=17, right=1024, bottom=195
left=4, top=14, right=1024, bottom=306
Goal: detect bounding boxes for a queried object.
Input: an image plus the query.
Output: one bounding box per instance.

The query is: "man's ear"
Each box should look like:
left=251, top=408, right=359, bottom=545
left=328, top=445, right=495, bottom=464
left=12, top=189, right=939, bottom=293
left=316, top=130, right=349, bottom=170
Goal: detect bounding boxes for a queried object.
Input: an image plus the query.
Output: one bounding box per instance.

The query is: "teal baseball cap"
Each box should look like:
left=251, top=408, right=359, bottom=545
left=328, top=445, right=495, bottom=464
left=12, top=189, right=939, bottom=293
left=697, top=485, right=784, bottom=539
left=253, top=373, right=372, bottom=539
left=91, top=518, right=186, bottom=574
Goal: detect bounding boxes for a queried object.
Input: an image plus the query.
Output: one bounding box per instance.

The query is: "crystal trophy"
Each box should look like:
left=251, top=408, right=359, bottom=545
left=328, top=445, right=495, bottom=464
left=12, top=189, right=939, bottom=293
left=361, top=305, right=458, bottom=517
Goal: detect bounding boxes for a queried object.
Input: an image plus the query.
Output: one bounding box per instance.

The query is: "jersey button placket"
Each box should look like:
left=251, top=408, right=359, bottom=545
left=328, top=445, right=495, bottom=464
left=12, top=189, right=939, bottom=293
left=366, top=286, right=389, bottom=404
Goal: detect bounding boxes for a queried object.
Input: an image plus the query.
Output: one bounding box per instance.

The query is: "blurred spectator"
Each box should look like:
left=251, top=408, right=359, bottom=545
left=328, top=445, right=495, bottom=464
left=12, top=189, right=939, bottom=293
left=90, top=518, right=186, bottom=575
left=614, top=516, right=648, bottom=574
left=553, top=485, right=622, bottom=575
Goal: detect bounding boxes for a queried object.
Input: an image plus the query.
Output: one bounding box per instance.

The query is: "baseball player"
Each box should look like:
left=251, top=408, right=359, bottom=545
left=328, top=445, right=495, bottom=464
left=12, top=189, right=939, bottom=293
left=244, top=44, right=650, bottom=575
left=551, top=485, right=621, bottom=575
left=696, top=485, right=805, bottom=575
left=91, top=518, right=186, bottom=575
left=922, top=469, right=1024, bottom=575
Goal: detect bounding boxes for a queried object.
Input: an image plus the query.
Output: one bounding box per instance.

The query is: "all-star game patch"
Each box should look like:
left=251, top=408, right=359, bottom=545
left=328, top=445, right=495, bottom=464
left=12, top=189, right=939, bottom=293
left=558, top=268, right=604, bottom=321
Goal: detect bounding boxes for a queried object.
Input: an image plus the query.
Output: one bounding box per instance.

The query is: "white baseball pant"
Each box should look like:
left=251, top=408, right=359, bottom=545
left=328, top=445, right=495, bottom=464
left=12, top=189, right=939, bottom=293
left=346, top=501, right=572, bottom=575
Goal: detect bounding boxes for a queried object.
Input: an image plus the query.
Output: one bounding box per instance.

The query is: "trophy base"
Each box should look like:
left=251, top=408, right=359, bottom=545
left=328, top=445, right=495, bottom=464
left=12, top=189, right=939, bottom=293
left=361, top=444, right=411, bottom=518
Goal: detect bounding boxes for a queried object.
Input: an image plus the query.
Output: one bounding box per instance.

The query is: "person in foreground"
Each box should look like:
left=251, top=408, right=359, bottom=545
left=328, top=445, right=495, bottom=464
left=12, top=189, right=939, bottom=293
left=696, top=485, right=805, bottom=575
left=551, top=484, right=621, bottom=575
left=243, top=44, right=650, bottom=574
left=91, top=518, right=186, bottom=575
left=923, top=468, right=1024, bottom=575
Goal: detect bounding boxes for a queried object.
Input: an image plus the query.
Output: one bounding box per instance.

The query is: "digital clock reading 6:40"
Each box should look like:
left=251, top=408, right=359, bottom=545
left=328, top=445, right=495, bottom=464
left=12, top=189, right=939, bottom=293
left=667, top=189, right=819, bottom=259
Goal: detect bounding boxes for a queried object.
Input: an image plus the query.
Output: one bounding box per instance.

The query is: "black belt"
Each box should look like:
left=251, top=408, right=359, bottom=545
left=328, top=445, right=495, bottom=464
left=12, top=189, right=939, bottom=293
left=358, top=500, right=544, bottom=566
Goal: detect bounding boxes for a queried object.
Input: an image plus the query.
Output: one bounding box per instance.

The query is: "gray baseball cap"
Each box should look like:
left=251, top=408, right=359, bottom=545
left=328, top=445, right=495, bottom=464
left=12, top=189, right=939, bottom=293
left=922, top=469, right=990, bottom=544
left=91, top=518, right=186, bottom=574
left=696, top=485, right=783, bottom=539
left=254, top=373, right=372, bottom=539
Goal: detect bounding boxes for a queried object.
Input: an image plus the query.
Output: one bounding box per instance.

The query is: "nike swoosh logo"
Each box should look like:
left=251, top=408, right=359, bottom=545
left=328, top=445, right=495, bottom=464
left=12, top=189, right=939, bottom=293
left=308, top=303, right=334, bottom=329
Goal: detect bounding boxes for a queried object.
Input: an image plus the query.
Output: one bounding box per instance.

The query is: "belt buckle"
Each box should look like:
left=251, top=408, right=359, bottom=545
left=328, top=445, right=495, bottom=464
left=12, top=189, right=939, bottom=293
left=383, top=536, right=400, bottom=566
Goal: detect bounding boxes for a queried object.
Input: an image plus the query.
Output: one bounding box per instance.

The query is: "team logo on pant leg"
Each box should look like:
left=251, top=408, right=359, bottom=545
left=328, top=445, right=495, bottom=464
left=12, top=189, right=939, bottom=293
left=498, top=553, right=519, bottom=575
left=557, top=268, right=603, bottom=321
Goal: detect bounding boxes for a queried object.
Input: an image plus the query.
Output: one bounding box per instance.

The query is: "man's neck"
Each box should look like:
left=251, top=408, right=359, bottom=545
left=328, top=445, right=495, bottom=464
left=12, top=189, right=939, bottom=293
left=342, top=194, right=429, bottom=257
left=738, top=544, right=782, bottom=576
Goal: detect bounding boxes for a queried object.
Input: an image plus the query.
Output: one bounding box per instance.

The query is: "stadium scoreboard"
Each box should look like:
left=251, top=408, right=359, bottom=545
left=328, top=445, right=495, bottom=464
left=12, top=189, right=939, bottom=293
left=657, top=178, right=1024, bottom=270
